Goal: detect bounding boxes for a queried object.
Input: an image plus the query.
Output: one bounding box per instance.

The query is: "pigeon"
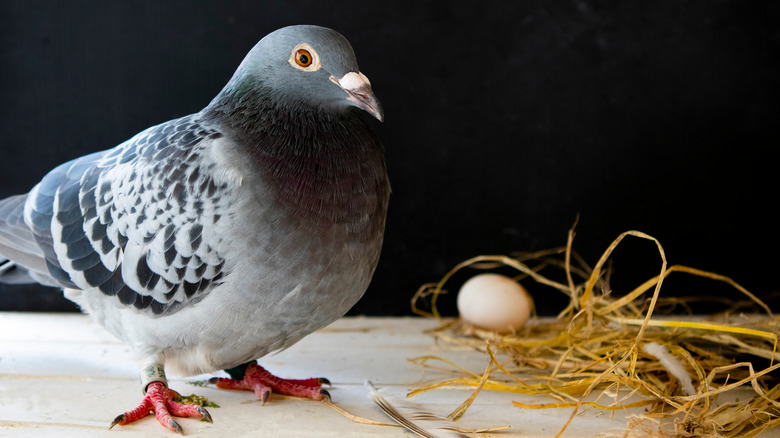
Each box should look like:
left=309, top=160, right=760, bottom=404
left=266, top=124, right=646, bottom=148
left=0, top=25, right=389, bottom=433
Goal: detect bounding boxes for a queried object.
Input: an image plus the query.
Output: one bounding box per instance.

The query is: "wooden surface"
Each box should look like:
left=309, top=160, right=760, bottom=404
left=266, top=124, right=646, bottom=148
left=0, top=312, right=762, bottom=437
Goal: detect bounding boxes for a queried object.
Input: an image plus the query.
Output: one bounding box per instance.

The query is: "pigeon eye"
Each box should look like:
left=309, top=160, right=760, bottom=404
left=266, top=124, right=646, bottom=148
left=289, top=43, right=321, bottom=71
left=295, top=49, right=312, bottom=67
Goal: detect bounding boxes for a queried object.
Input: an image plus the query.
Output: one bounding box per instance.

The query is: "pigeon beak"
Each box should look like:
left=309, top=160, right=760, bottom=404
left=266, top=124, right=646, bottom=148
left=329, top=72, right=384, bottom=122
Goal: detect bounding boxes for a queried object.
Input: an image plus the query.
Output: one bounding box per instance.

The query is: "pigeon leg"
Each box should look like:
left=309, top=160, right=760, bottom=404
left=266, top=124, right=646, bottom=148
left=110, top=364, right=212, bottom=434
left=211, top=362, right=330, bottom=403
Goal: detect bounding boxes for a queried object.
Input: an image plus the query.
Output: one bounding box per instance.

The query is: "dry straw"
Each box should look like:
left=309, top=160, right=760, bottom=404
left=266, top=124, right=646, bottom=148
left=410, top=227, right=780, bottom=437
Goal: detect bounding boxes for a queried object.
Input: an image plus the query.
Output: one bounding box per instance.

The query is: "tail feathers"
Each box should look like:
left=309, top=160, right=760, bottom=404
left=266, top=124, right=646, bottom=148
left=0, top=259, right=36, bottom=284
left=0, top=259, right=60, bottom=287
left=0, top=194, right=56, bottom=286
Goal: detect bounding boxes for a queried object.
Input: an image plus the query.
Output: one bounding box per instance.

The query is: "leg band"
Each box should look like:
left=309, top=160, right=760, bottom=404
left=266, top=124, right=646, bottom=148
left=140, top=363, right=168, bottom=393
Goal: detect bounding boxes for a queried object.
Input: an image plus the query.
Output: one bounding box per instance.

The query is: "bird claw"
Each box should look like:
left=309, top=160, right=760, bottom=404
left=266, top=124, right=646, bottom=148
left=169, top=419, right=184, bottom=435
left=198, top=406, right=213, bottom=423
left=319, top=389, right=332, bottom=403
left=260, top=387, right=271, bottom=405
left=108, top=414, right=125, bottom=430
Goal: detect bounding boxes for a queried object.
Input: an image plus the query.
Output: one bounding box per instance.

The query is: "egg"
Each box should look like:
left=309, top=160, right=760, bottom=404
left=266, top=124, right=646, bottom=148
left=456, top=273, right=532, bottom=332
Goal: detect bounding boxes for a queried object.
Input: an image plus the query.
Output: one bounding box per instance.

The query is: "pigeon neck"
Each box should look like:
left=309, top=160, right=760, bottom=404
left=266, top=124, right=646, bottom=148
left=204, top=86, right=375, bottom=162
left=203, top=90, right=389, bottom=235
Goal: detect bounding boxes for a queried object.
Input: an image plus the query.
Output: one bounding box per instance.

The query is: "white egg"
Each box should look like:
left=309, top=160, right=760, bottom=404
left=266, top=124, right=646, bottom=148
left=456, top=273, right=532, bottom=332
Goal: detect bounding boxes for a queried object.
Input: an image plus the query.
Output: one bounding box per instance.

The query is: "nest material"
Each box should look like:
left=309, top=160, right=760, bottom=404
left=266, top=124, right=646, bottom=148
left=410, top=228, right=780, bottom=437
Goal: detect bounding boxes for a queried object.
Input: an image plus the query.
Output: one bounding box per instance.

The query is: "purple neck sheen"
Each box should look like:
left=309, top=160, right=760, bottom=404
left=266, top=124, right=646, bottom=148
left=204, top=89, right=389, bottom=236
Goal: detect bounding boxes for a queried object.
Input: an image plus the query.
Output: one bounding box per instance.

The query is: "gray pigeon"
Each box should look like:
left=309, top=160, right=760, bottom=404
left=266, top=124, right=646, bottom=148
left=0, top=25, right=389, bottom=433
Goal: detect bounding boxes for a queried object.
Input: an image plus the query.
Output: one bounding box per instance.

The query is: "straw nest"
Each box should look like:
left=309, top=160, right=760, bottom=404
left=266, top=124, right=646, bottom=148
left=409, top=228, right=780, bottom=437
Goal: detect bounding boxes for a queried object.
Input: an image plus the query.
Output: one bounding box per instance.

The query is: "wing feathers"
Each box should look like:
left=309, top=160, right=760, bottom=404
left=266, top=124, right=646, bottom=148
left=0, top=115, right=232, bottom=316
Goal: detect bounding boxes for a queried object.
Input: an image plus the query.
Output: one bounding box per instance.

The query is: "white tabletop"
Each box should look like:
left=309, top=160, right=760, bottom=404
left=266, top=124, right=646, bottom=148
left=0, top=312, right=762, bottom=437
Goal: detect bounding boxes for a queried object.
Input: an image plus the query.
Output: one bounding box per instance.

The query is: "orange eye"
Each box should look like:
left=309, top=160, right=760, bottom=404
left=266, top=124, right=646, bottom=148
left=289, top=44, right=320, bottom=71
left=295, top=49, right=313, bottom=67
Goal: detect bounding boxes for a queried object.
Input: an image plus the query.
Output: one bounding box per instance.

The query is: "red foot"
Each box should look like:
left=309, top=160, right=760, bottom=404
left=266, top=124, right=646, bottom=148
left=210, top=362, right=330, bottom=403
left=109, top=381, right=212, bottom=434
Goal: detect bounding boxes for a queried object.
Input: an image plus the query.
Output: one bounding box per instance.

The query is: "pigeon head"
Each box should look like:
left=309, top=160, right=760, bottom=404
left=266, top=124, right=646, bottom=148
left=210, top=25, right=383, bottom=123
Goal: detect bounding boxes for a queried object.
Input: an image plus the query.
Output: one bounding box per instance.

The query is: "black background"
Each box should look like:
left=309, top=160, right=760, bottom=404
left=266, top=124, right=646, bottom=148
left=1, top=1, right=778, bottom=316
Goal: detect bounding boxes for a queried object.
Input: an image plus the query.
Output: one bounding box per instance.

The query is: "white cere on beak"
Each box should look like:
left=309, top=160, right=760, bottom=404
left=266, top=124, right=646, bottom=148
left=332, top=71, right=371, bottom=89
left=329, top=72, right=384, bottom=122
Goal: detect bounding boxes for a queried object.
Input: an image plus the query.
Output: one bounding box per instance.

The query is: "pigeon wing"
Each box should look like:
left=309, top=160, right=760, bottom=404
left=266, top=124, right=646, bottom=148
left=20, top=115, right=231, bottom=315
